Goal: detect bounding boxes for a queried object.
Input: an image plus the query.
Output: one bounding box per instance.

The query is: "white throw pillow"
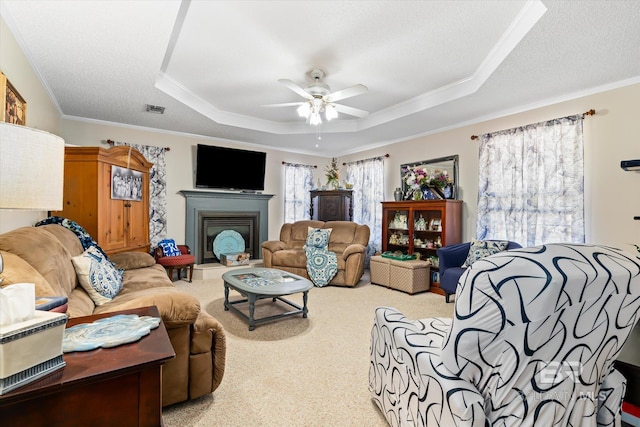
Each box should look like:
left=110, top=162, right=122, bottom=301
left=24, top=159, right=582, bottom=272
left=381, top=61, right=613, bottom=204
left=463, top=240, right=509, bottom=267
left=71, top=246, right=123, bottom=306
left=305, top=227, right=332, bottom=249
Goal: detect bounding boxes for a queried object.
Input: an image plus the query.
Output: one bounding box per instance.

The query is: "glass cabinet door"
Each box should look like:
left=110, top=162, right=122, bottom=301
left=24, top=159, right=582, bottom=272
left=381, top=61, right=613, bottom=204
left=385, top=208, right=410, bottom=252
left=412, top=207, right=443, bottom=261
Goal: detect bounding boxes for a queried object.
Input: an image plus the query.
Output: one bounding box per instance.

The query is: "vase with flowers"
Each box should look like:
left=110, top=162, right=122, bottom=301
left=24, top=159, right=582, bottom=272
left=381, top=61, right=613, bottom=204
left=325, top=157, right=340, bottom=190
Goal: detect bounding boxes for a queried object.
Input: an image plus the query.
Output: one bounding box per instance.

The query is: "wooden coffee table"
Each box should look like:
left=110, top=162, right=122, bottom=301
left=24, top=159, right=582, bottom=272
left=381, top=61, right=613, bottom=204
left=0, top=306, right=175, bottom=427
left=222, top=267, right=313, bottom=330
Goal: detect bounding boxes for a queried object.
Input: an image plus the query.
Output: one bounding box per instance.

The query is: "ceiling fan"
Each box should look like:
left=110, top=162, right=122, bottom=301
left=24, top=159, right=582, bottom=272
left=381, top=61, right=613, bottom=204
left=264, top=69, right=369, bottom=125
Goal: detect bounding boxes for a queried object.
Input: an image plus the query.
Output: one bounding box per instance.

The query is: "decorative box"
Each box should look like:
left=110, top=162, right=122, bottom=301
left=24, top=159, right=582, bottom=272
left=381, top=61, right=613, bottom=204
left=220, top=252, right=251, bottom=267
left=388, top=259, right=431, bottom=294
left=370, top=255, right=391, bottom=287
left=0, top=310, right=67, bottom=395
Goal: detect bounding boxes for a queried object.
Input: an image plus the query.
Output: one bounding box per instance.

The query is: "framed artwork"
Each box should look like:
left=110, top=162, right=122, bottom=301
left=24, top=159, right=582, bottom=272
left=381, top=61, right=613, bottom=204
left=111, top=165, right=143, bottom=201
left=1, top=71, right=27, bottom=125
left=400, top=155, right=459, bottom=200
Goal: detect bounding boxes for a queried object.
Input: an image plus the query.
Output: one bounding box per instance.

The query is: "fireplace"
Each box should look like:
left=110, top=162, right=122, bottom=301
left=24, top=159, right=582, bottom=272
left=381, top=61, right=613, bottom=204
left=181, top=190, right=274, bottom=265
left=199, top=212, right=259, bottom=264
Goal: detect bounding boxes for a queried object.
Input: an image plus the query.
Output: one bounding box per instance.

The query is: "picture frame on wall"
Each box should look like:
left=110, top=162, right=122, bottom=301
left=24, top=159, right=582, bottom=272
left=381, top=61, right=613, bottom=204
left=400, top=155, right=459, bottom=200
left=0, top=71, right=27, bottom=126
left=111, top=165, right=143, bottom=201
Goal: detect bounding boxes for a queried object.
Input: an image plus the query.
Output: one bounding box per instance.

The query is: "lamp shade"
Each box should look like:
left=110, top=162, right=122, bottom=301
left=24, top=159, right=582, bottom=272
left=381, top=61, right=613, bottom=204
left=0, top=122, right=64, bottom=210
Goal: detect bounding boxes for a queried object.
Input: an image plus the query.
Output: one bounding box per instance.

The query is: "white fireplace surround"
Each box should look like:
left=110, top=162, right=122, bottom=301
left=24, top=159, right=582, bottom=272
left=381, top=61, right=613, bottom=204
left=181, top=190, right=274, bottom=264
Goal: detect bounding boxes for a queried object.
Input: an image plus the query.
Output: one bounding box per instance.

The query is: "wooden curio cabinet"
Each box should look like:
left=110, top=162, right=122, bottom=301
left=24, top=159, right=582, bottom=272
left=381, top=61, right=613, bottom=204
left=52, top=146, right=152, bottom=255
left=310, top=190, right=353, bottom=221
left=381, top=200, right=463, bottom=294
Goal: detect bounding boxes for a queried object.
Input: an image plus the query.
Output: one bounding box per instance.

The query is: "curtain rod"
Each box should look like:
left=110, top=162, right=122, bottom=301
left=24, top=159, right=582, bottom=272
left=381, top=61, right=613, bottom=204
left=106, top=139, right=171, bottom=151
left=282, top=161, right=317, bottom=168
left=470, top=109, right=596, bottom=140
left=343, top=153, right=389, bottom=166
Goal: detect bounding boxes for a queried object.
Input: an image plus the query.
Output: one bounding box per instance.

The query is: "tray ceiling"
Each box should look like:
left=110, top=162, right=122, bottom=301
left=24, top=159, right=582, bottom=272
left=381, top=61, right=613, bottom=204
left=2, top=1, right=639, bottom=156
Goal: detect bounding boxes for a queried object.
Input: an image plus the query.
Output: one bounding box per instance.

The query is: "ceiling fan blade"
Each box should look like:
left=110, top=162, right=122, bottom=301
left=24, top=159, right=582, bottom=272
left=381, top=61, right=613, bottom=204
left=333, top=103, right=369, bottom=118
left=326, top=84, right=368, bottom=103
left=261, top=102, right=305, bottom=108
left=277, top=79, right=313, bottom=100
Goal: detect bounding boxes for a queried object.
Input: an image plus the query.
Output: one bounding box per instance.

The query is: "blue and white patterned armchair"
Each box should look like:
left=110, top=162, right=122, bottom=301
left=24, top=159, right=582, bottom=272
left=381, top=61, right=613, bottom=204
left=370, top=243, right=640, bottom=426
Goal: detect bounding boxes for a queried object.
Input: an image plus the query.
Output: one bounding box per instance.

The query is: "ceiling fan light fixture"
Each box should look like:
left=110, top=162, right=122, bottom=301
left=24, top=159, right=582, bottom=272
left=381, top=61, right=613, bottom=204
left=272, top=69, right=369, bottom=126
left=325, top=104, right=338, bottom=121
left=297, top=102, right=310, bottom=118
left=309, top=112, right=322, bottom=126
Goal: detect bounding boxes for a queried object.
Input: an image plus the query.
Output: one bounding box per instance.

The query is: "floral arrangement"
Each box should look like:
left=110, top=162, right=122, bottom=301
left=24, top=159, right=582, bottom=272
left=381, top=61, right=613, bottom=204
left=325, top=157, right=340, bottom=186
left=402, top=166, right=451, bottom=192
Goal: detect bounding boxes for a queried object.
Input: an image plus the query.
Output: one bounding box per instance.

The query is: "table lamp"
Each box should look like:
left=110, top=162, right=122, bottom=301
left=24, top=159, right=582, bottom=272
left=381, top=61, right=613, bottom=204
left=0, top=122, right=65, bottom=278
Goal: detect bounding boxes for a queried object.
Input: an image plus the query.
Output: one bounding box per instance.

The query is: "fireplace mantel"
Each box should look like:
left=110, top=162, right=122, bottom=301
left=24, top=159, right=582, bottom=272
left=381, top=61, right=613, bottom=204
left=181, top=190, right=274, bottom=202
left=181, top=190, right=274, bottom=264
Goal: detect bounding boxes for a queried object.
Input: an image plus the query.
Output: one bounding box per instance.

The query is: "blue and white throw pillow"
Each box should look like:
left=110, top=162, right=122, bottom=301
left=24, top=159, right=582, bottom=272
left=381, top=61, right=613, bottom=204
left=304, top=227, right=338, bottom=287
left=463, top=239, right=509, bottom=267
left=158, top=239, right=182, bottom=257
left=71, top=246, right=123, bottom=306
left=305, top=227, right=332, bottom=248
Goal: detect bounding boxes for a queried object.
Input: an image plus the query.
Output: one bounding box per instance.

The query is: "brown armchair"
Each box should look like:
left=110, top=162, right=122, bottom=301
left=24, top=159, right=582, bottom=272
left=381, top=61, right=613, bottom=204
left=262, top=220, right=370, bottom=287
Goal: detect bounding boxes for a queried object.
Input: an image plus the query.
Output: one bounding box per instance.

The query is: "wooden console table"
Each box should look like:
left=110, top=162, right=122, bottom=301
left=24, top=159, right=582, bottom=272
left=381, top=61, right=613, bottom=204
left=0, top=306, right=175, bottom=427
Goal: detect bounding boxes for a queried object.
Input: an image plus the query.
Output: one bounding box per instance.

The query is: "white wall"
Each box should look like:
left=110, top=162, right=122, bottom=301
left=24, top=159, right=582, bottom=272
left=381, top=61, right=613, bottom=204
left=0, top=16, right=62, bottom=232
left=2, top=11, right=638, bottom=251
left=60, top=83, right=640, bottom=251
left=58, top=120, right=325, bottom=244
left=342, top=83, right=640, bottom=250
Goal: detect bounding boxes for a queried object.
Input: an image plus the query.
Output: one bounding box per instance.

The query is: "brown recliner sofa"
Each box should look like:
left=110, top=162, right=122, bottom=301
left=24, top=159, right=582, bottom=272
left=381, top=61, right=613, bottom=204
left=261, top=220, right=370, bottom=287
left=0, top=224, right=225, bottom=407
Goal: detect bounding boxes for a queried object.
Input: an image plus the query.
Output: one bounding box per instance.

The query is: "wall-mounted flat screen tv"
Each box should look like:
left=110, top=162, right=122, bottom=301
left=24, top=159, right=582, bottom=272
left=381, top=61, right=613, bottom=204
left=195, top=144, right=266, bottom=191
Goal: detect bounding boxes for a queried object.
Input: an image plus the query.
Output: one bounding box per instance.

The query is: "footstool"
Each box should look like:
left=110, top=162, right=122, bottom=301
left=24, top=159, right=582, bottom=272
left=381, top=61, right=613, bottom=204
left=153, top=244, right=195, bottom=283
left=388, top=259, right=431, bottom=294
left=370, top=255, right=391, bottom=287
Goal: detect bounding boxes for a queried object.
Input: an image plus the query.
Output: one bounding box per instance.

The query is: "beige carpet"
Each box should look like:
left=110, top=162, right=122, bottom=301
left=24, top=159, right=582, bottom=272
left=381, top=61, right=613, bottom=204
left=162, top=270, right=454, bottom=427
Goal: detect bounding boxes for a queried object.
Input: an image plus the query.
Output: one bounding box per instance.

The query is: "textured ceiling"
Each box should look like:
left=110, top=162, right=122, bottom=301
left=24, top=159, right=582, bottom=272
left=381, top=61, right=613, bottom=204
left=2, top=0, right=639, bottom=156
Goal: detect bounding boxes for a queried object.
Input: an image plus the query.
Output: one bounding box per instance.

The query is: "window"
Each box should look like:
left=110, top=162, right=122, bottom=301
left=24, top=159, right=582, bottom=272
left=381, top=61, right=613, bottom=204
left=346, top=157, right=384, bottom=256
left=477, top=115, right=585, bottom=246
left=283, top=163, right=314, bottom=223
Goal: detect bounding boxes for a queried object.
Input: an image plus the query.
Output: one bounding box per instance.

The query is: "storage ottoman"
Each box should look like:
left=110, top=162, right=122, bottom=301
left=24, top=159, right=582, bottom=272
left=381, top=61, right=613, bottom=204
left=388, top=259, right=431, bottom=294
left=370, top=255, right=391, bottom=287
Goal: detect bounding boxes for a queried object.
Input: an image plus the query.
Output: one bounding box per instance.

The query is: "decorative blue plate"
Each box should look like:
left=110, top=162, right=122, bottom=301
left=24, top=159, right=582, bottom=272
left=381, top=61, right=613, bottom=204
left=62, top=314, right=161, bottom=353
left=213, top=230, right=245, bottom=260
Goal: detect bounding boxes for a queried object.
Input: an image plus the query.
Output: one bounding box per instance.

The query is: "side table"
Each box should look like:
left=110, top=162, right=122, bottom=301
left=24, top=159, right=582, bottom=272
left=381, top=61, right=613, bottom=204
left=616, top=323, right=640, bottom=425
left=0, top=305, right=175, bottom=427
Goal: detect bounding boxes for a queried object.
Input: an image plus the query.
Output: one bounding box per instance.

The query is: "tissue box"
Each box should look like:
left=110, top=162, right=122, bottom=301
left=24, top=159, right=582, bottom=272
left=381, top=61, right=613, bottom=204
left=220, top=252, right=251, bottom=266
left=0, top=310, right=67, bottom=395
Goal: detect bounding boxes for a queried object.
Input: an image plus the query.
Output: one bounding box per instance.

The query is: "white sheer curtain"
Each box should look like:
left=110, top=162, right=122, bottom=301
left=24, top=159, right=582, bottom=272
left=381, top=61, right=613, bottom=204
left=477, top=115, right=584, bottom=246
left=346, top=157, right=385, bottom=261
left=283, top=162, right=314, bottom=223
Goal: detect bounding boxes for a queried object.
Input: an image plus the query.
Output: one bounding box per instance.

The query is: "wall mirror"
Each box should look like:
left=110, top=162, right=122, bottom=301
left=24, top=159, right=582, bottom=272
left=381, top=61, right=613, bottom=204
left=400, top=154, right=459, bottom=200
